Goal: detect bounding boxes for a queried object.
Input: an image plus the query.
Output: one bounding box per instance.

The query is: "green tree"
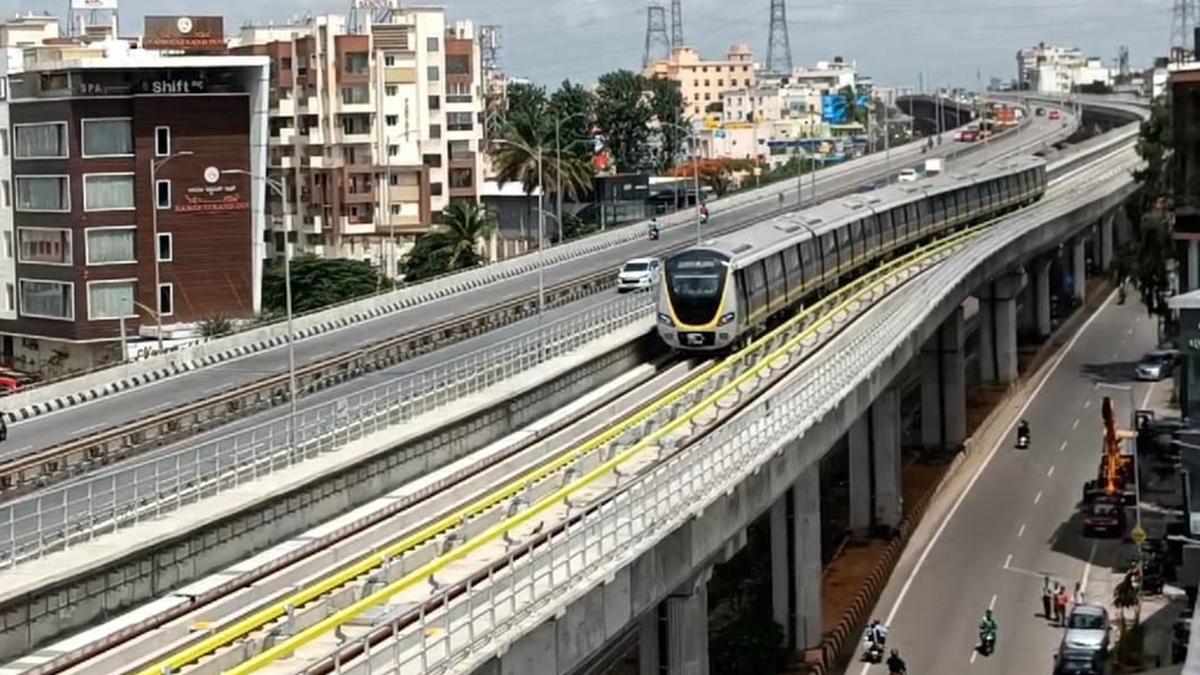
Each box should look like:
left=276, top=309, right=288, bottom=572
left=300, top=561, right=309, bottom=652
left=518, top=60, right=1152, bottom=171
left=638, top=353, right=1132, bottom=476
left=549, top=79, right=594, bottom=149
left=1123, top=92, right=1175, bottom=319
left=263, top=256, right=383, bottom=314
left=402, top=200, right=496, bottom=282
left=504, top=81, right=547, bottom=119
left=594, top=70, right=652, bottom=173
left=492, top=110, right=594, bottom=203
left=647, top=77, right=686, bottom=173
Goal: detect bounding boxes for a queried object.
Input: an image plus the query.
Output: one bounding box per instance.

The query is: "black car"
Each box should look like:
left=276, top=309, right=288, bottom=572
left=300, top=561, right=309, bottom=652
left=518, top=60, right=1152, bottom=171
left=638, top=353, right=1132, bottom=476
left=1036, top=107, right=1046, bottom=116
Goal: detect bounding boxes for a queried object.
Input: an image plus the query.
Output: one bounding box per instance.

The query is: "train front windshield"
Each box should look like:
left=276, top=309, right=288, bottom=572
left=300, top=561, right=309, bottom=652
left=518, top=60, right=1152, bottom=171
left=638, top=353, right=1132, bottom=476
left=665, top=250, right=728, bottom=325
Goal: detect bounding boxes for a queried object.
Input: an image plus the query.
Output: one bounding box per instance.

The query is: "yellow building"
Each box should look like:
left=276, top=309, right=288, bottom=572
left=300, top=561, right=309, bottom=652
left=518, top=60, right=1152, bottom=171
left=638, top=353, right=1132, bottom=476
left=643, top=44, right=757, bottom=118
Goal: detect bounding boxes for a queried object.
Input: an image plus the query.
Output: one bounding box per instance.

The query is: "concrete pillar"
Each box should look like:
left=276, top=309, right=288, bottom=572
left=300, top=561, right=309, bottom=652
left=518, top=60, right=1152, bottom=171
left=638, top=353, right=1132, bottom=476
left=1071, top=237, right=1087, bottom=301
left=847, top=417, right=871, bottom=534
left=920, top=306, right=966, bottom=452
left=639, top=571, right=711, bottom=675
left=871, top=387, right=902, bottom=528
left=1185, top=241, right=1195, bottom=294
left=977, top=272, right=1024, bottom=385
left=770, top=461, right=823, bottom=652
left=1033, top=256, right=1052, bottom=338
left=1099, top=215, right=1114, bottom=272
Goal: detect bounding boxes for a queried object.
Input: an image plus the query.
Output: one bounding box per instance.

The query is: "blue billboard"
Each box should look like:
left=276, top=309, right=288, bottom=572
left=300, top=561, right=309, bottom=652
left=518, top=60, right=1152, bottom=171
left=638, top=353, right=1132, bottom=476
left=821, top=93, right=871, bottom=124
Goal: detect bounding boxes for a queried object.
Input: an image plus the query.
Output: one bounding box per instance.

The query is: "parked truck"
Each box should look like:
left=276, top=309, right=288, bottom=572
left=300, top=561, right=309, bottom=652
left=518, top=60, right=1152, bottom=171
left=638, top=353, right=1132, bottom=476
left=923, top=158, right=944, bottom=176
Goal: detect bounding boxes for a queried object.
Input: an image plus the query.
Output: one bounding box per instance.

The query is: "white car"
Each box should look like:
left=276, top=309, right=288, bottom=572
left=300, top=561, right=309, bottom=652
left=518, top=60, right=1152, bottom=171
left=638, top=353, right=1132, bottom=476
left=617, top=258, right=661, bottom=292
left=898, top=168, right=919, bottom=183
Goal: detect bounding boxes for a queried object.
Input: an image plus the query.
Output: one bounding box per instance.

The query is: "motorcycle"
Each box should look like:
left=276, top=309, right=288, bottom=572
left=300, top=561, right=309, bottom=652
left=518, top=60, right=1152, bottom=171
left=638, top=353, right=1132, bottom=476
left=979, top=630, right=996, bottom=656
left=861, top=637, right=885, bottom=663
left=1016, top=431, right=1030, bottom=450
left=649, top=227, right=660, bottom=241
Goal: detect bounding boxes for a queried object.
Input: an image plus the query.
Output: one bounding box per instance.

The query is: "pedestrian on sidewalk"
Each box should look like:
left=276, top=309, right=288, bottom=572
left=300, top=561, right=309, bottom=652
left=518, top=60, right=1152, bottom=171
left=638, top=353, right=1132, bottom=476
left=1041, top=577, right=1054, bottom=620
left=1074, top=581, right=1084, bottom=605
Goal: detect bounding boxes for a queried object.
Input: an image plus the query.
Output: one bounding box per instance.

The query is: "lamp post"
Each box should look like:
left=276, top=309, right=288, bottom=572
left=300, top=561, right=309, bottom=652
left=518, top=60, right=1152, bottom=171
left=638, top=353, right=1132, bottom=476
left=149, top=150, right=194, bottom=353
left=553, top=111, right=587, bottom=244
left=493, top=139, right=545, bottom=323
left=221, top=168, right=299, bottom=446
left=659, top=121, right=703, bottom=244
left=1096, top=382, right=1142, bottom=532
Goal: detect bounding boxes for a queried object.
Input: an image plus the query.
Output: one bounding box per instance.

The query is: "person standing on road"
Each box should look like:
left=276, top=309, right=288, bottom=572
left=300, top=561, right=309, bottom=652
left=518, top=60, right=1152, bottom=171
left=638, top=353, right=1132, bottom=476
left=1054, top=584, right=1070, bottom=625
left=886, top=649, right=907, bottom=674
left=1041, top=577, right=1053, bottom=620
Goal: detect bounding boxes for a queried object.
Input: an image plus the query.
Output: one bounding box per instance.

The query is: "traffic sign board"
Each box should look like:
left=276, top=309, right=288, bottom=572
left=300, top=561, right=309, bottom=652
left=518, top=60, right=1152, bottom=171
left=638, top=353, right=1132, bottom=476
left=1131, top=525, right=1147, bottom=546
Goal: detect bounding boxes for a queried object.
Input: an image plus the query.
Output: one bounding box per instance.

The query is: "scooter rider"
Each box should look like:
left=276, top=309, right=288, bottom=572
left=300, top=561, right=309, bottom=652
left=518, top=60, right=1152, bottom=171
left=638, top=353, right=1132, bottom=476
left=866, top=618, right=888, bottom=647
left=648, top=217, right=660, bottom=240
left=1017, top=419, right=1031, bottom=443
left=979, top=608, right=998, bottom=647
left=700, top=203, right=710, bottom=224
left=886, top=649, right=907, bottom=675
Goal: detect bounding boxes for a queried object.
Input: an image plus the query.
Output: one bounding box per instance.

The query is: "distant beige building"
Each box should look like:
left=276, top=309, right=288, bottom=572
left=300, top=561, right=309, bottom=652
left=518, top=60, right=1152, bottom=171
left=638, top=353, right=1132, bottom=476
left=644, top=44, right=757, bottom=118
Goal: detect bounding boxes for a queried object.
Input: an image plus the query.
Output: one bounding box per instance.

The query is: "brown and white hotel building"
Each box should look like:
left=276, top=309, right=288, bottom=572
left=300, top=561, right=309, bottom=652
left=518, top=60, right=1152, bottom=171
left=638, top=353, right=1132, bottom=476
left=0, top=22, right=268, bottom=373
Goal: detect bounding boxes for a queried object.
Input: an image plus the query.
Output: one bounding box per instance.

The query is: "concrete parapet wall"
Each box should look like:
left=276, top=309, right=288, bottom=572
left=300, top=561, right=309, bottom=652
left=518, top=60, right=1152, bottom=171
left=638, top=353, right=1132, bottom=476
left=0, top=325, right=660, bottom=661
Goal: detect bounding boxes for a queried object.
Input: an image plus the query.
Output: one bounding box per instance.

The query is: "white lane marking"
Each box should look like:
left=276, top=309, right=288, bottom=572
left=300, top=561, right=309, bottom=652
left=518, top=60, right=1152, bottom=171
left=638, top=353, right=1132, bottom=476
left=75, top=422, right=106, bottom=434
left=876, top=291, right=1114, bottom=632
left=203, top=384, right=226, bottom=395
left=9, top=444, right=30, bottom=455
left=989, top=593, right=998, bottom=610
left=1072, top=418, right=1080, bottom=430
left=1127, top=327, right=1134, bottom=335
left=1034, top=491, right=1043, bottom=504
left=1017, top=524, right=1026, bottom=539
left=1083, top=399, right=1091, bottom=409
left=1081, top=540, right=1099, bottom=593
left=1059, top=440, right=1068, bottom=453
left=1047, top=465, right=1055, bottom=478
left=1004, top=553, right=1013, bottom=568
left=1112, top=352, right=1120, bottom=359
left=970, top=650, right=978, bottom=664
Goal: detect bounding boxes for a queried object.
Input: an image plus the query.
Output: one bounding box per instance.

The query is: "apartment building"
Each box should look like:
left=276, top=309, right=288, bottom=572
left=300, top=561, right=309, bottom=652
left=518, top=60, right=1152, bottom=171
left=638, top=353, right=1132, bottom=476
left=0, top=26, right=268, bottom=374
left=644, top=44, right=757, bottom=119
left=231, top=8, right=485, bottom=276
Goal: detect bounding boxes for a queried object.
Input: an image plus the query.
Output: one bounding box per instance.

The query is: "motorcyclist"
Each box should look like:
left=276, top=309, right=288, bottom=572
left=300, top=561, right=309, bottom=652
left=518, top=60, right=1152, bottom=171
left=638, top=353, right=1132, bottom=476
left=865, top=618, right=888, bottom=646
left=700, top=203, right=710, bottom=224
left=1017, top=419, right=1030, bottom=442
left=648, top=217, right=660, bottom=239
left=886, top=649, right=907, bottom=674
left=979, top=609, right=998, bottom=646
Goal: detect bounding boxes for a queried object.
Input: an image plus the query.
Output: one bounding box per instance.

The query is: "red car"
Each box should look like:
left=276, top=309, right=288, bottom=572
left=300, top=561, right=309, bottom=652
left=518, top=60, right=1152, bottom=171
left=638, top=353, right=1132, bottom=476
left=1048, top=110, right=1062, bottom=120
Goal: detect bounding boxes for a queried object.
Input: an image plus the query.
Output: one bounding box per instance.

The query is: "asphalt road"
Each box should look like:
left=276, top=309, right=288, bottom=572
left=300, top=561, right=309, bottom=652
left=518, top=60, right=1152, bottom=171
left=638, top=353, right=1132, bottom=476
left=856, top=295, right=1159, bottom=675
left=0, top=114, right=1074, bottom=465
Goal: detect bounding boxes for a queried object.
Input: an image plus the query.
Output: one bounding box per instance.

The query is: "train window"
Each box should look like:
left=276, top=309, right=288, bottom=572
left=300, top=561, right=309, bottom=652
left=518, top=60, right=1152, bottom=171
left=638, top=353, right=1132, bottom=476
left=837, top=228, right=851, bottom=268
left=822, top=232, right=837, bottom=272
left=765, top=254, right=784, bottom=305
left=757, top=260, right=771, bottom=308
left=783, top=245, right=801, bottom=293
left=879, top=209, right=893, bottom=250
left=893, top=204, right=907, bottom=242
left=737, top=269, right=751, bottom=316
left=800, top=238, right=818, bottom=284
left=849, top=219, right=863, bottom=260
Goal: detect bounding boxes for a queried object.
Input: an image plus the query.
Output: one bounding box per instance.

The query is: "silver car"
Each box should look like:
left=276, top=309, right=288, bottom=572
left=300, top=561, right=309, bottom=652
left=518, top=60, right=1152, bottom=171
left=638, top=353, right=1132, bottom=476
left=1056, top=604, right=1110, bottom=674
left=1135, top=350, right=1178, bottom=381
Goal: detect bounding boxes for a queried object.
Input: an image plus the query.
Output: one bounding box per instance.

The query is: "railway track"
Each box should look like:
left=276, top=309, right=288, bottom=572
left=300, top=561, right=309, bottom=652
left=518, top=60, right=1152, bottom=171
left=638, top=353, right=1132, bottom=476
left=83, top=225, right=976, bottom=675
left=0, top=113, right=1065, bottom=502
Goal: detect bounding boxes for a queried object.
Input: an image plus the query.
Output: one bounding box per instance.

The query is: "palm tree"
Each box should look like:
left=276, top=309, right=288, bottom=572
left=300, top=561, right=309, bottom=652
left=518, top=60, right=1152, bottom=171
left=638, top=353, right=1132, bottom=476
left=491, top=110, right=594, bottom=233
left=425, top=200, right=496, bottom=270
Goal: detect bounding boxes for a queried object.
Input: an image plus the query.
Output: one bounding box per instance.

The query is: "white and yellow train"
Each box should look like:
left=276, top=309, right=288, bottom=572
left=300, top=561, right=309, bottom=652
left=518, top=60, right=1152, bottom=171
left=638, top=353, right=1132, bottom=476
left=657, top=156, right=1048, bottom=351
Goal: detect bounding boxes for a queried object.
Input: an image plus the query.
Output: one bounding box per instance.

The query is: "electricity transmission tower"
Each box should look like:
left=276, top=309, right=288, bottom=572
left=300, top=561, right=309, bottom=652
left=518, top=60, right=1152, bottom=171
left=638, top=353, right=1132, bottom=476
left=766, top=0, right=793, bottom=75
left=643, top=1, right=671, bottom=67
left=1171, top=0, right=1200, bottom=55
left=670, top=0, right=684, bottom=49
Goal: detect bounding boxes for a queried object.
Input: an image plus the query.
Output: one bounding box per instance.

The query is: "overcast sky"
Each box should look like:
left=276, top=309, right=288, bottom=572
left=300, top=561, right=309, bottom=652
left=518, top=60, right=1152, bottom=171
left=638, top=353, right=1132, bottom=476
left=5, top=0, right=1177, bottom=88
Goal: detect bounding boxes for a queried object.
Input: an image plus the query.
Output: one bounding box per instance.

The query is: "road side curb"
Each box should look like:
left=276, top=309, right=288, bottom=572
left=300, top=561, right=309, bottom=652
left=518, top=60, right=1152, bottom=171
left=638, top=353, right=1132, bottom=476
left=804, top=285, right=1116, bottom=675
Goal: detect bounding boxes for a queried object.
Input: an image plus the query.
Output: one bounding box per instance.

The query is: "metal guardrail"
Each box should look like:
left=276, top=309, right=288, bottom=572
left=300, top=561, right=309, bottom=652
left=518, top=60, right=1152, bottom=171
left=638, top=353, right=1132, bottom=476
left=0, top=270, right=617, bottom=497
left=0, top=290, right=655, bottom=569
left=146, top=221, right=990, bottom=675
left=336, top=144, right=1141, bottom=675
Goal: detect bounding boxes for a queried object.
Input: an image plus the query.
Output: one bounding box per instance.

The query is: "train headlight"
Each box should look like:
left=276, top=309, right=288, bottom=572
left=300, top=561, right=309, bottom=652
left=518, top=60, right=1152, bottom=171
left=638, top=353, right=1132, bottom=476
left=719, top=312, right=736, bottom=326
left=658, top=312, right=675, bottom=327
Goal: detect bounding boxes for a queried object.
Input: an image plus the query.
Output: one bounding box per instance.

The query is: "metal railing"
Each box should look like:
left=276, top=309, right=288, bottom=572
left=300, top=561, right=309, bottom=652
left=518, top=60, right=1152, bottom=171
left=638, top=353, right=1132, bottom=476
left=0, top=291, right=655, bottom=569
left=292, top=144, right=1143, bottom=675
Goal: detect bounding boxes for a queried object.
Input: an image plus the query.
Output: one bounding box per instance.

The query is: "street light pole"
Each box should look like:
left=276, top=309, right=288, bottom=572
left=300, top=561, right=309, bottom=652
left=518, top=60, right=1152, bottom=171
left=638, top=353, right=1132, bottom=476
left=149, top=150, right=194, bottom=353
left=691, top=136, right=701, bottom=244
left=222, top=168, right=299, bottom=449
left=537, top=148, right=545, bottom=324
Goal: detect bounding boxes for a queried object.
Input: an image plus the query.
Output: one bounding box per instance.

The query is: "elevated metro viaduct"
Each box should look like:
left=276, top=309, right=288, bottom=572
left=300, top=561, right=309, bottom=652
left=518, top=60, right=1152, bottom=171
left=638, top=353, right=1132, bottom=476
left=465, top=113, right=1143, bottom=675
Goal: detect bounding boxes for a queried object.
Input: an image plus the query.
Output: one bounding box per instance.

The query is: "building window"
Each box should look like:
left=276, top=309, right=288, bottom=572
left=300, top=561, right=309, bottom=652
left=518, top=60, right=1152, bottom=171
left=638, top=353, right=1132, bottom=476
left=156, top=180, right=171, bottom=209
left=81, top=118, right=133, bottom=157
left=447, top=82, right=471, bottom=102
left=4, top=284, right=12, bottom=313
left=423, top=153, right=442, bottom=167
left=15, top=176, right=69, bottom=212
left=281, top=57, right=292, bottom=70
left=388, top=145, right=398, bottom=156
left=386, top=114, right=398, bottom=126
left=718, top=79, right=724, bottom=87
left=19, top=228, right=72, bottom=265
left=429, top=95, right=441, bottom=110
left=390, top=204, right=401, bottom=215
left=159, top=283, right=174, bottom=316
left=449, top=167, right=473, bottom=189
left=430, top=124, right=442, bottom=139
left=447, top=112, right=472, bottom=131
left=0, top=180, right=8, bottom=209
left=155, top=126, right=171, bottom=156
left=426, top=36, right=439, bottom=52
left=427, top=66, right=440, bottom=82
left=19, top=279, right=73, bottom=321
left=158, top=232, right=173, bottom=262
left=386, top=85, right=397, bottom=97
left=0, top=129, right=7, bottom=156
left=88, top=280, right=136, bottom=320
left=85, top=227, right=136, bottom=265
left=83, top=174, right=135, bottom=211
left=2, top=232, right=9, bottom=259
left=344, top=52, right=369, bottom=74
left=448, top=140, right=471, bottom=160
left=446, top=55, right=470, bottom=75
left=430, top=182, right=443, bottom=196
left=384, top=55, right=395, bottom=67
left=14, top=122, right=67, bottom=159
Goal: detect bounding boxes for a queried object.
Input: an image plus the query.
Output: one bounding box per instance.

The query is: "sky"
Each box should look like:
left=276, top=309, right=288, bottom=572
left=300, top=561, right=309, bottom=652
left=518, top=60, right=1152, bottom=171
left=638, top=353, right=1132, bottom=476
left=2, top=0, right=1179, bottom=89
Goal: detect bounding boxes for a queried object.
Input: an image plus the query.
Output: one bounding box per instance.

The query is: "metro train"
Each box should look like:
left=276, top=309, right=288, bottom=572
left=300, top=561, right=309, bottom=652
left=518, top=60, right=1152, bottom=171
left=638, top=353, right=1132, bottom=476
left=657, top=156, right=1048, bottom=352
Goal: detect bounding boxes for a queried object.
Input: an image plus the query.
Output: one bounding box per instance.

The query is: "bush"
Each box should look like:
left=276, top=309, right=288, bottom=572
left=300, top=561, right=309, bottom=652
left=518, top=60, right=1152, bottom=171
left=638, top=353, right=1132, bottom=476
left=200, top=315, right=234, bottom=338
